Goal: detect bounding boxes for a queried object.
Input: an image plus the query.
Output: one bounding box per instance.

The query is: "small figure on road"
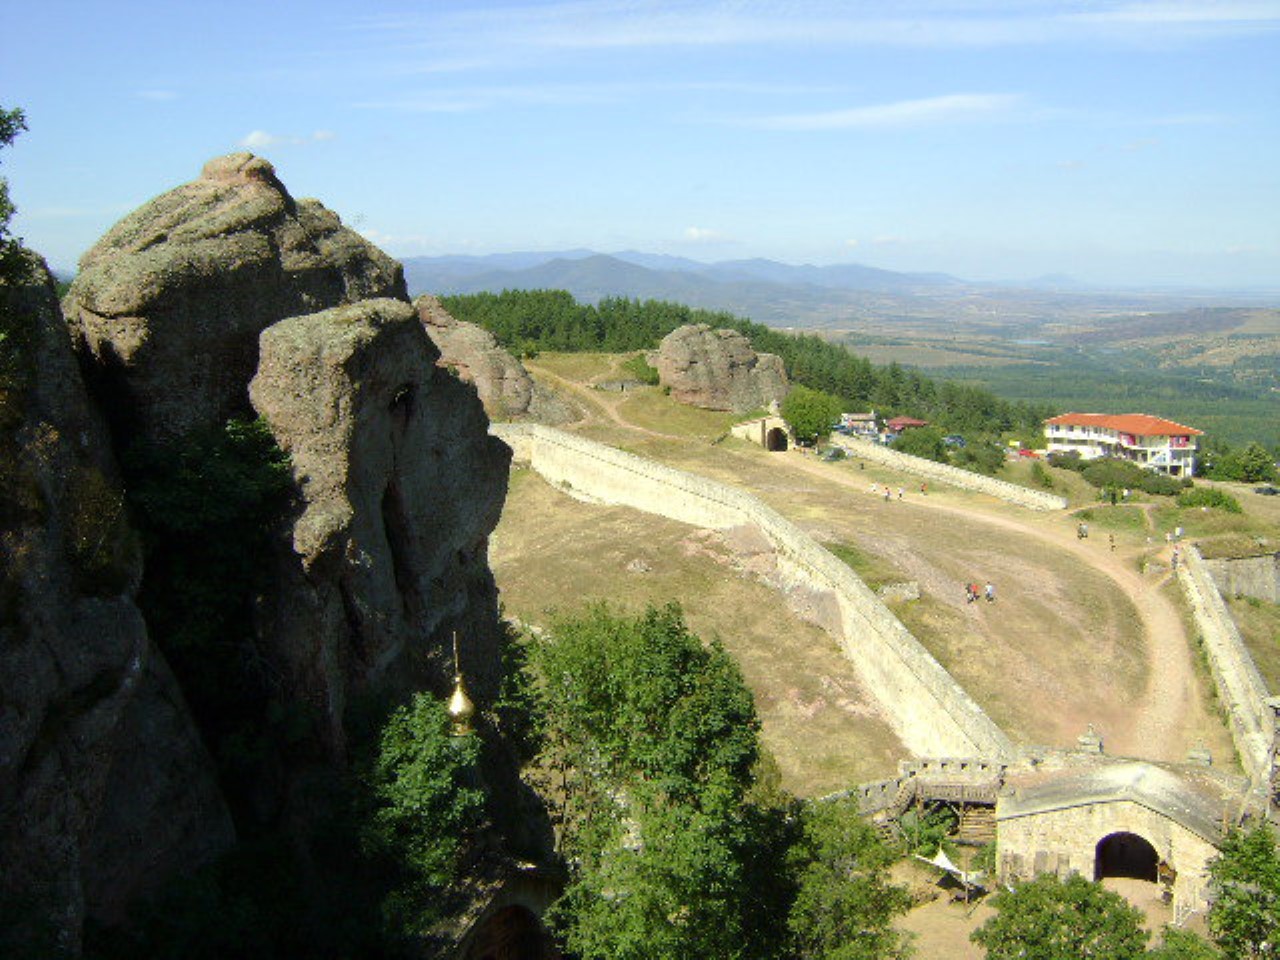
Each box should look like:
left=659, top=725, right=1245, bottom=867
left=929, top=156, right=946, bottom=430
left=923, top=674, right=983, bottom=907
left=1109, top=533, right=1116, bottom=552
left=984, top=581, right=995, bottom=603
left=965, top=583, right=977, bottom=603
left=1077, top=522, right=1089, bottom=540
left=897, top=487, right=904, bottom=500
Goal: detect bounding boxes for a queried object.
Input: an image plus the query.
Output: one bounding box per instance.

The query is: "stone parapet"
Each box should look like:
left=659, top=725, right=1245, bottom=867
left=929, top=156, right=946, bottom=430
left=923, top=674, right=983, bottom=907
left=1203, top=552, right=1280, bottom=604
left=493, top=423, right=1014, bottom=761
left=1177, top=547, right=1272, bottom=782
left=830, top=437, right=1068, bottom=512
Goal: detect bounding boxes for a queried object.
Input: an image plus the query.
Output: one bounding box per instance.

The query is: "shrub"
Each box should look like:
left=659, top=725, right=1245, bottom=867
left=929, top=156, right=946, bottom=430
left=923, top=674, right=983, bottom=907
left=1048, top=450, right=1085, bottom=472
left=1081, top=458, right=1149, bottom=491
left=950, top=441, right=1005, bottom=475
left=1177, top=488, right=1242, bottom=514
left=1030, top=461, right=1054, bottom=489
left=892, top=425, right=949, bottom=464
left=621, top=352, right=660, bottom=385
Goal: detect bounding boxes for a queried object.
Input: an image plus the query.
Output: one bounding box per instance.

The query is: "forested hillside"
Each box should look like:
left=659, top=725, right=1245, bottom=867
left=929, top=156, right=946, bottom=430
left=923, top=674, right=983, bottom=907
left=441, top=290, right=1055, bottom=436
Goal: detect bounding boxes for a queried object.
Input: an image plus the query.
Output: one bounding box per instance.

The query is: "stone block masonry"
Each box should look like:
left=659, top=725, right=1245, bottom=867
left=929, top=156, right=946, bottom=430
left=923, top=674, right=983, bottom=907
left=493, top=423, right=1014, bottom=761
left=1204, top=553, right=1280, bottom=604
left=831, top=437, right=1068, bottom=512
left=1177, top=546, right=1272, bottom=782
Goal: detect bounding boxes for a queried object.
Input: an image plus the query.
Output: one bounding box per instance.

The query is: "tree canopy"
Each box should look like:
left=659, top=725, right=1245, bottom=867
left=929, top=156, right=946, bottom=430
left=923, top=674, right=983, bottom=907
left=783, top=384, right=844, bottom=443
left=971, top=873, right=1150, bottom=960
left=1208, top=825, right=1280, bottom=960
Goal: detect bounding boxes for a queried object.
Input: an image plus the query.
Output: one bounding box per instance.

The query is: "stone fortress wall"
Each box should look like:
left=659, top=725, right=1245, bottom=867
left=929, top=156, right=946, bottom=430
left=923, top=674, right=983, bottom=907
left=830, top=436, right=1069, bottom=512
left=1177, top=546, right=1273, bottom=782
left=493, top=423, right=1014, bottom=761
left=1204, top=552, right=1280, bottom=604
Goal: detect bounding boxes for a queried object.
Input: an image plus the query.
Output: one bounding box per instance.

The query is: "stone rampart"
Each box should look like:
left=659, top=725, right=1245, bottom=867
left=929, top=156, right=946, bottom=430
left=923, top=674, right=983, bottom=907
left=493, top=423, right=1014, bottom=761
left=830, top=437, right=1068, bottom=512
left=1177, top=547, right=1272, bottom=781
left=1204, top=553, right=1280, bottom=604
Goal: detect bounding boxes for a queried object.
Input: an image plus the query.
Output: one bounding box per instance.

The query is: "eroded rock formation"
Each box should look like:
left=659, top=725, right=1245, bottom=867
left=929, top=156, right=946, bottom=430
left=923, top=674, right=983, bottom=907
left=4, top=154, right=523, bottom=951
left=415, top=293, right=575, bottom=425
left=62, top=152, right=407, bottom=442
left=250, top=297, right=510, bottom=750
left=654, top=323, right=789, bottom=413
left=0, top=254, right=232, bottom=953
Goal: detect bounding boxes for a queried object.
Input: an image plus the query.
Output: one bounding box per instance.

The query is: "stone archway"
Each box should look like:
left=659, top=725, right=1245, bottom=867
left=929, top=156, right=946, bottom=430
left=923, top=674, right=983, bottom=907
left=463, top=905, right=558, bottom=960
left=1095, top=831, right=1159, bottom=882
left=765, top=427, right=789, bottom=452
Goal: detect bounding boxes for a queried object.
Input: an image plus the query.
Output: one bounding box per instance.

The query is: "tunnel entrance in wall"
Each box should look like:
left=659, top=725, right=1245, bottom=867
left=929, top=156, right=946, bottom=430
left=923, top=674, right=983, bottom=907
left=1095, top=832, right=1159, bottom=882
left=765, top=427, right=789, bottom=452
left=462, top=905, right=559, bottom=960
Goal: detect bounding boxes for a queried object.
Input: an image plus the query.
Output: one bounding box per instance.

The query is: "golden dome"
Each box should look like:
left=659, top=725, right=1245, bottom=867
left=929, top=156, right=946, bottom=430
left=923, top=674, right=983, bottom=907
left=447, top=673, right=476, bottom=736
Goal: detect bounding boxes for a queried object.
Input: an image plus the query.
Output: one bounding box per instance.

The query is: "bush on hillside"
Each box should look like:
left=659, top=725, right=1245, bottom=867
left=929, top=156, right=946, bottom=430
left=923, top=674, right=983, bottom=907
left=891, top=425, right=948, bottom=464
left=1177, top=487, right=1242, bottom=514
left=950, top=441, right=1005, bottom=475
left=621, top=353, right=660, bottom=385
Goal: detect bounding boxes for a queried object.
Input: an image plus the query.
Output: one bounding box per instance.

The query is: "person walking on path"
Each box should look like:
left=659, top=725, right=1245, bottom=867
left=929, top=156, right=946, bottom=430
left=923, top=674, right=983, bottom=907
left=1078, top=522, right=1089, bottom=540
left=984, top=581, right=995, bottom=603
left=897, top=487, right=904, bottom=500
left=1109, top=533, right=1116, bottom=552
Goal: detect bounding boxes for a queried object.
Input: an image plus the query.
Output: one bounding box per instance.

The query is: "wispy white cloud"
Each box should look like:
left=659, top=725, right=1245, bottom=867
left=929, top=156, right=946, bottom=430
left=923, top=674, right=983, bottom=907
left=238, top=129, right=337, bottom=148
left=357, top=0, right=1280, bottom=58
left=683, top=226, right=726, bottom=242
left=742, top=93, right=1023, bottom=131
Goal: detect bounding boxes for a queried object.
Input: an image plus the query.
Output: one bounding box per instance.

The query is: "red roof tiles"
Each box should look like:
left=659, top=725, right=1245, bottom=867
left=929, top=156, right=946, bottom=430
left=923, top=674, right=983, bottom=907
left=1044, top=413, right=1202, bottom=436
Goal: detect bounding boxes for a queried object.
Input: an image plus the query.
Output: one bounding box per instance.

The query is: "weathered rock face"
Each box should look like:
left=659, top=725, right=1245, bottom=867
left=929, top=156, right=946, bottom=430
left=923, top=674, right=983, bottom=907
left=0, top=254, right=232, bottom=953
left=62, top=153, right=407, bottom=443
left=250, top=298, right=511, bottom=749
left=415, top=294, right=575, bottom=425
left=655, top=323, right=789, bottom=412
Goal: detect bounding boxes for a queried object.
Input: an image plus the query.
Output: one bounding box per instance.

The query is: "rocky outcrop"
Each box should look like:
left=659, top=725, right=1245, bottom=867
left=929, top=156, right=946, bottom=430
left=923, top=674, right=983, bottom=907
left=654, top=323, right=789, bottom=412
left=415, top=294, right=575, bottom=425
left=250, top=298, right=511, bottom=749
left=0, top=254, right=232, bottom=953
left=5, top=154, right=528, bottom=952
left=62, top=153, right=407, bottom=443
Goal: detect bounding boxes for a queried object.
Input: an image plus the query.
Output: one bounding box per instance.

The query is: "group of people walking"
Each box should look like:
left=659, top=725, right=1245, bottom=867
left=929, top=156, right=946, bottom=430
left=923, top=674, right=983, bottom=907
left=965, top=581, right=995, bottom=604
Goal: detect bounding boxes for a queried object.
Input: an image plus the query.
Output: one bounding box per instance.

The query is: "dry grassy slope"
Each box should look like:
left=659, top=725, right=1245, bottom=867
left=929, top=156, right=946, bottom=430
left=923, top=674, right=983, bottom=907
left=495, top=353, right=1238, bottom=787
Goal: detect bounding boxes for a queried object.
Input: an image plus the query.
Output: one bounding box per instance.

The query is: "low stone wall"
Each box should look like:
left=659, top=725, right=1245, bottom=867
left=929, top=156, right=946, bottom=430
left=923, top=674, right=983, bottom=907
left=493, top=423, right=1014, bottom=761
left=1177, top=547, right=1272, bottom=781
left=830, top=437, right=1068, bottom=512
left=1204, top=553, right=1280, bottom=604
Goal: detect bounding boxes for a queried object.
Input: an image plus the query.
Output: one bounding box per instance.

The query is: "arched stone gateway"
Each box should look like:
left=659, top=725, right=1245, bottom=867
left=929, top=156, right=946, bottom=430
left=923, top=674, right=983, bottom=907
left=765, top=427, right=789, bottom=452
left=462, top=905, right=558, bottom=960
left=1095, top=831, right=1159, bottom=882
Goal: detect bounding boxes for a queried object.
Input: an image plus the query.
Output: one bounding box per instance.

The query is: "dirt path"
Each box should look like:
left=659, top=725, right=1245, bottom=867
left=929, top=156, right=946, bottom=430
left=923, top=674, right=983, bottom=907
left=525, top=360, right=688, bottom=442
left=779, top=450, right=1210, bottom=761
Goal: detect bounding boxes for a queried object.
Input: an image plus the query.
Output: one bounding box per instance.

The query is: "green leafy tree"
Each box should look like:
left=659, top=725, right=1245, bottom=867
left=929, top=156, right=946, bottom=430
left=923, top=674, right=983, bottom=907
left=1177, top=487, right=1243, bottom=514
left=366, top=693, right=486, bottom=935
left=891, top=425, right=948, bottom=464
left=783, top=385, right=844, bottom=443
left=787, top=797, right=913, bottom=960
left=1208, top=825, right=1280, bottom=960
left=0, top=105, right=26, bottom=281
left=530, top=604, right=777, bottom=960
left=971, top=874, right=1150, bottom=960
left=1235, top=442, right=1278, bottom=484
left=1148, top=927, right=1222, bottom=959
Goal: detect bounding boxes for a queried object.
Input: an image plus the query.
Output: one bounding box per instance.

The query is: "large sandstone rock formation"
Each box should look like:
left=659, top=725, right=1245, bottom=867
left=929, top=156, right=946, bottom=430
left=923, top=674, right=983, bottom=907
left=5, top=155, right=525, bottom=951
left=655, top=323, right=789, bottom=413
left=62, top=153, right=407, bottom=442
left=250, top=298, right=511, bottom=749
left=415, top=294, right=575, bottom=425
left=0, top=255, right=232, bottom=953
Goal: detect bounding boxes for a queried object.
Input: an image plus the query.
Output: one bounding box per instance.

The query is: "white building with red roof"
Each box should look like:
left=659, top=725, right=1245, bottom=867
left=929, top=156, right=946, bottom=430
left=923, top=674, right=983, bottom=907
left=1043, top=413, right=1203, bottom=477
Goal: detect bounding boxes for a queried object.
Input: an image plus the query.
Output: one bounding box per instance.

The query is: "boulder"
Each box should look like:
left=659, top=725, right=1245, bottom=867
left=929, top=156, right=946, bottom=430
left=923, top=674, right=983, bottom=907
left=655, top=323, right=788, bottom=412
left=250, top=298, right=511, bottom=751
left=62, top=153, right=407, bottom=443
left=0, top=254, right=232, bottom=953
left=415, top=294, right=576, bottom=425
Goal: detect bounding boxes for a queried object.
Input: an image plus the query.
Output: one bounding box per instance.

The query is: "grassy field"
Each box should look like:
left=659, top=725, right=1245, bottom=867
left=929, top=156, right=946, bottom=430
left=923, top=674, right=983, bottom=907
left=1228, top=596, right=1280, bottom=695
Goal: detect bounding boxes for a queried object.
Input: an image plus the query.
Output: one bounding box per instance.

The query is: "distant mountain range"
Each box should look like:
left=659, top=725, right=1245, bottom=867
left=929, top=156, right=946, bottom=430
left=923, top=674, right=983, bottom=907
left=400, top=250, right=970, bottom=326
left=400, top=250, right=1277, bottom=330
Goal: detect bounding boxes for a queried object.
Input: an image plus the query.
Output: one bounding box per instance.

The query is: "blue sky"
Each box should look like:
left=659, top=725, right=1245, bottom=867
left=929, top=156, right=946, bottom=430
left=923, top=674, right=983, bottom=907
left=4, top=0, right=1278, bottom=288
